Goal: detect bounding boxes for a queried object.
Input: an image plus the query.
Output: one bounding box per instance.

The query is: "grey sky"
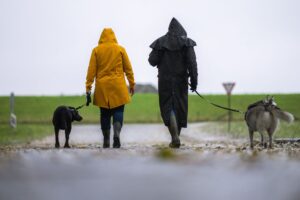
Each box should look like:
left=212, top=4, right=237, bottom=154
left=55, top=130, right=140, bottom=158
left=0, top=0, right=299, bottom=95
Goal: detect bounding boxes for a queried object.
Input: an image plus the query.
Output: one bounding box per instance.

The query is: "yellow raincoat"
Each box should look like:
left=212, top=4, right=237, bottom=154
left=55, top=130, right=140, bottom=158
left=86, top=28, right=135, bottom=108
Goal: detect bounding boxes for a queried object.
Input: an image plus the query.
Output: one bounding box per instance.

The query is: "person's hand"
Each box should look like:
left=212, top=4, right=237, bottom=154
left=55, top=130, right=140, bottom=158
left=190, top=84, right=197, bottom=92
left=86, top=92, right=91, bottom=106
left=189, top=79, right=197, bottom=92
left=130, top=88, right=135, bottom=96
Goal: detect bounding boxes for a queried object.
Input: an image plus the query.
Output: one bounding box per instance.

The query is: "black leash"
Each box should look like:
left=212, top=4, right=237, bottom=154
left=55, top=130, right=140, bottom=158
left=76, top=89, right=243, bottom=114
left=75, top=104, right=85, bottom=110
left=191, top=86, right=244, bottom=114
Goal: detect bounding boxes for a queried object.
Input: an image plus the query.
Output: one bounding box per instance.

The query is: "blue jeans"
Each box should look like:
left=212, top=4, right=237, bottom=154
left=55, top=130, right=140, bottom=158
left=100, top=105, right=124, bottom=130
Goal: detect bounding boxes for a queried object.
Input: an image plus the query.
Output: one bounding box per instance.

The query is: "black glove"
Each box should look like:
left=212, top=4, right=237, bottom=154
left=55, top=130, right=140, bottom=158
left=190, top=85, right=196, bottom=92
left=86, top=92, right=91, bottom=106
left=190, top=81, right=197, bottom=92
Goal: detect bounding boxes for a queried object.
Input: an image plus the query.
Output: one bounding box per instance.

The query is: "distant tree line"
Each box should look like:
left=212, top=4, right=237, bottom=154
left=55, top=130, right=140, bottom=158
left=130, top=83, right=157, bottom=93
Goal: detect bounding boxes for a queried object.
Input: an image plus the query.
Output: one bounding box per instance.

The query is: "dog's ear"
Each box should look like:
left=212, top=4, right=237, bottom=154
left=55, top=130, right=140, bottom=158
left=270, top=96, right=277, bottom=106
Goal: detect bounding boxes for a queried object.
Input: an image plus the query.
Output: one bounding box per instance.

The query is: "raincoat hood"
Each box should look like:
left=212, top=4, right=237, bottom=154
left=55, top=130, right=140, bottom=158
left=168, top=17, right=187, bottom=37
left=86, top=28, right=135, bottom=108
left=99, top=28, right=118, bottom=44
left=150, top=17, right=196, bottom=51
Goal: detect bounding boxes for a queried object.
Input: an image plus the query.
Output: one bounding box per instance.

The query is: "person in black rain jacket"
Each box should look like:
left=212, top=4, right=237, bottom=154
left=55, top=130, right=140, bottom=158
left=148, top=17, right=198, bottom=148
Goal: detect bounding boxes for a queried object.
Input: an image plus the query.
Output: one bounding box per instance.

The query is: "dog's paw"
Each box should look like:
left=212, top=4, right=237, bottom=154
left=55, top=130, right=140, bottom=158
left=64, top=144, right=71, bottom=148
left=55, top=143, right=60, bottom=148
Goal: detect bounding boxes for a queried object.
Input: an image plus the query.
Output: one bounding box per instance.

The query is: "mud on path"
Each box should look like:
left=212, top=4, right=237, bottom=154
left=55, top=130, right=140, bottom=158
left=1, top=123, right=300, bottom=200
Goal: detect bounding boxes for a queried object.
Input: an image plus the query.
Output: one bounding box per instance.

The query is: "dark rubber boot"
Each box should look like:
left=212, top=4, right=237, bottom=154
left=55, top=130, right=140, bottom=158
left=178, top=127, right=182, bottom=136
left=168, top=111, right=180, bottom=148
left=102, top=129, right=110, bottom=148
left=113, top=122, right=122, bottom=148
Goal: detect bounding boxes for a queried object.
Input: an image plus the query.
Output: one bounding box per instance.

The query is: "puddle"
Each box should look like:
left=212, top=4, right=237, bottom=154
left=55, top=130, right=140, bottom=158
left=0, top=123, right=300, bottom=200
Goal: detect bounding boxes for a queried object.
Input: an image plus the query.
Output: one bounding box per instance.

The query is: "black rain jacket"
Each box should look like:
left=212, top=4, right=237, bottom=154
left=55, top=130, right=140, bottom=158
left=148, top=18, right=198, bottom=128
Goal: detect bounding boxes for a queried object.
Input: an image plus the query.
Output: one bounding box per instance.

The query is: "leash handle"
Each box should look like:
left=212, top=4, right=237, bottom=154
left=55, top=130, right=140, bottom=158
left=190, top=85, right=244, bottom=114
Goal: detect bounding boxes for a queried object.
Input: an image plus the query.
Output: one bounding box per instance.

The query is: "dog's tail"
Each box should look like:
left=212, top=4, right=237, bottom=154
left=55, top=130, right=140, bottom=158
left=273, top=109, right=294, bottom=123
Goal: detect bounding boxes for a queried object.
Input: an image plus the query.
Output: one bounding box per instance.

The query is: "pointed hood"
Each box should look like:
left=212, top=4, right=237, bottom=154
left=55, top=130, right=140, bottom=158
left=99, top=28, right=118, bottom=44
left=150, top=17, right=196, bottom=51
left=168, top=17, right=187, bottom=37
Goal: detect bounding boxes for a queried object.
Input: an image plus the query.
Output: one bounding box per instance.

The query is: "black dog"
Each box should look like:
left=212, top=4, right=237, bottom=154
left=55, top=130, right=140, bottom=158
left=52, top=106, right=83, bottom=148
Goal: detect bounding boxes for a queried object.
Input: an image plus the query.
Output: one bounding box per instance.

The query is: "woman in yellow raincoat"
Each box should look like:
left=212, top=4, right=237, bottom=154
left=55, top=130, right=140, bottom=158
left=85, top=28, right=135, bottom=148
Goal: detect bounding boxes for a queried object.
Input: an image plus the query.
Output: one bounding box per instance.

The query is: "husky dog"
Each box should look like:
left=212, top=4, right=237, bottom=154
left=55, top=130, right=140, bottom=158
left=245, top=96, right=294, bottom=149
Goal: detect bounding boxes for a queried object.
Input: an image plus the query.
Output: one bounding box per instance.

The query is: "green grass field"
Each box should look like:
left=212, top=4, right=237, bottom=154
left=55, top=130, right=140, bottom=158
left=0, top=94, right=299, bottom=145
left=0, top=124, right=53, bottom=146
left=0, top=93, right=299, bottom=123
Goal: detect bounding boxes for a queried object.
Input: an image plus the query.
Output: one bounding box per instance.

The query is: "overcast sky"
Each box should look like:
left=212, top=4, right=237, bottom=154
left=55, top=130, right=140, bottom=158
left=0, top=0, right=299, bottom=95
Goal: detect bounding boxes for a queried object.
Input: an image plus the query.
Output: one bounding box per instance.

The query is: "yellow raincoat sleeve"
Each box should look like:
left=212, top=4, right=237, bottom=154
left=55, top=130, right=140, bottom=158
left=85, top=48, right=97, bottom=92
left=121, top=48, right=135, bottom=89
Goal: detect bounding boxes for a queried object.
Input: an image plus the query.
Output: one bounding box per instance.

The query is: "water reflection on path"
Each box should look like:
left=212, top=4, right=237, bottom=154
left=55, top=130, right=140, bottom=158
left=0, top=123, right=300, bottom=200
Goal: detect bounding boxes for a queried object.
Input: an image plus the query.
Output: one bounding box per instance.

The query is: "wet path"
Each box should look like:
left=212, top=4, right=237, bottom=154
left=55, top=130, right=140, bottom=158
left=1, top=123, right=300, bottom=200
left=30, top=123, right=239, bottom=149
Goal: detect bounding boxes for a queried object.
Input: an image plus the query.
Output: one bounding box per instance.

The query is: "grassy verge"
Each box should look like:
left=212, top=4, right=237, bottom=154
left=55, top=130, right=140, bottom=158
left=0, top=93, right=299, bottom=123
left=201, top=121, right=300, bottom=139
left=0, top=94, right=299, bottom=146
left=0, top=124, right=53, bottom=146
